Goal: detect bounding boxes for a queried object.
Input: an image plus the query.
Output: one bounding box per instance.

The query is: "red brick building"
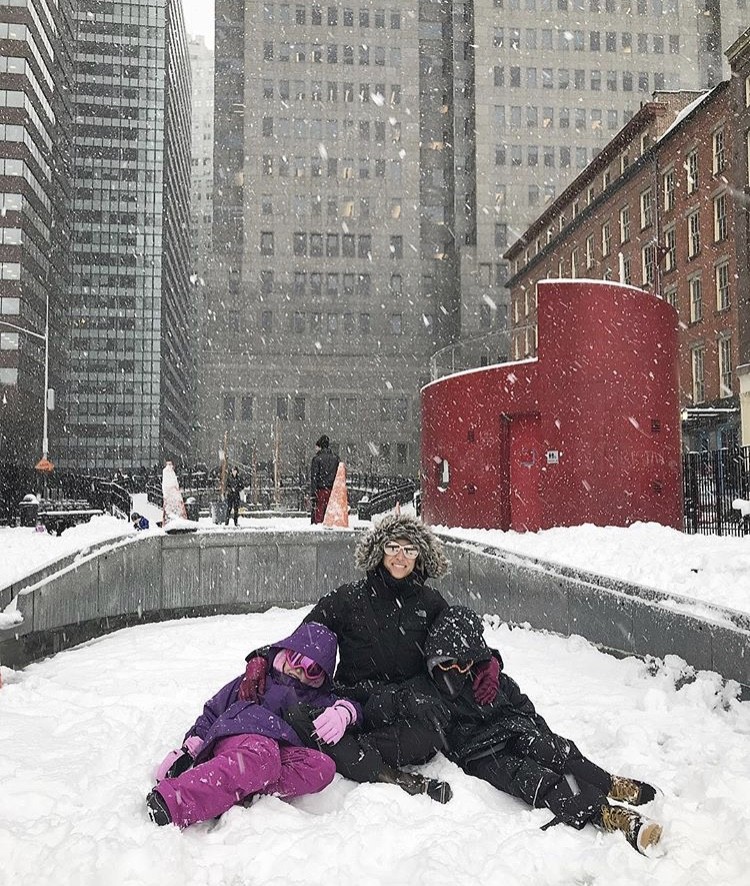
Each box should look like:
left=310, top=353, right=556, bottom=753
left=728, top=30, right=750, bottom=446
left=505, top=32, right=750, bottom=451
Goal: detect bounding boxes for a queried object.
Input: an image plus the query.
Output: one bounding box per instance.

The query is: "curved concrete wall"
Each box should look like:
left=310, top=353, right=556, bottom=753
left=1, top=531, right=748, bottom=696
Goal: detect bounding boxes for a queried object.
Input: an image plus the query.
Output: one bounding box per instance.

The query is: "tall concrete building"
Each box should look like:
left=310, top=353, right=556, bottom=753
left=188, top=35, right=214, bottom=268
left=0, top=0, right=75, bottom=466
left=201, top=0, right=744, bottom=477
left=62, top=0, right=194, bottom=472
left=202, top=0, right=465, bottom=477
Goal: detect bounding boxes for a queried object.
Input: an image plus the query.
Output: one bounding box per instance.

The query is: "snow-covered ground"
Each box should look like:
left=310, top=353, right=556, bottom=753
left=1, top=607, right=748, bottom=886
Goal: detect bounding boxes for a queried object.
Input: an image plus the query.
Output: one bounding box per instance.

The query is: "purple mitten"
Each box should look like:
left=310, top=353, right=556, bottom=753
left=472, top=657, right=500, bottom=705
left=238, top=656, right=268, bottom=702
left=312, top=700, right=357, bottom=745
left=154, top=748, right=183, bottom=783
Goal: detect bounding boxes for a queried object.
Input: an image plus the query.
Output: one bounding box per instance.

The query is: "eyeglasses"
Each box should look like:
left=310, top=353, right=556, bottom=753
left=284, top=649, right=324, bottom=681
left=383, top=541, right=420, bottom=559
left=436, top=659, right=474, bottom=674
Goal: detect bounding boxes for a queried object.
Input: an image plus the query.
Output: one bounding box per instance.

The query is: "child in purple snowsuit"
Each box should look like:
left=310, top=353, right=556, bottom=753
left=147, top=622, right=360, bottom=828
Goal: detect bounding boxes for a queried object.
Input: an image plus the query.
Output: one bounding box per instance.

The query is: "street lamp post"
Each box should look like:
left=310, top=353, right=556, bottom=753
left=0, top=290, right=53, bottom=468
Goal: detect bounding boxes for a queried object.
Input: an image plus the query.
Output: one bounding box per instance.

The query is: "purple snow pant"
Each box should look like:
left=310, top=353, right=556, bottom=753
left=155, top=734, right=336, bottom=828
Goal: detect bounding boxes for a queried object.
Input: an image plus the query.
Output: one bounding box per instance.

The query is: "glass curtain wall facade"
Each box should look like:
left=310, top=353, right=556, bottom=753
left=0, top=0, right=74, bottom=466
left=64, top=0, right=193, bottom=472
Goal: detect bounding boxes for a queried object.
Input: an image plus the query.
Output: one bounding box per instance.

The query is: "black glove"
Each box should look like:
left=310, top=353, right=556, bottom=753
left=396, top=688, right=451, bottom=734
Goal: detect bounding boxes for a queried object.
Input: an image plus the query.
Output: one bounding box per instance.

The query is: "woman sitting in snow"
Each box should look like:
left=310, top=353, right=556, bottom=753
left=146, top=622, right=360, bottom=828
left=365, top=606, right=663, bottom=855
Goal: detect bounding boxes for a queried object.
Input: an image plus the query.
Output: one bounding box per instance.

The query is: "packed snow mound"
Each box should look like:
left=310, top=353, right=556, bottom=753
left=1, top=608, right=748, bottom=886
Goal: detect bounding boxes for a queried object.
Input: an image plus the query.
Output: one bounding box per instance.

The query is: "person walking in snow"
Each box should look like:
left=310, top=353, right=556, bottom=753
left=367, top=605, right=663, bottom=855
left=310, top=434, right=339, bottom=523
left=224, top=465, right=243, bottom=527
left=238, top=515, right=502, bottom=803
left=146, top=622, right=361, bottom=828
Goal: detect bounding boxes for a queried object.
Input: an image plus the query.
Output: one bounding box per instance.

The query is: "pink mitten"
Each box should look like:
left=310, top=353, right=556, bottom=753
left=238, top=656, right=268, bottom=702
left=312, top=700, right=357, bottom=745
left=183, top=735, right=204, bottom=758
left=154, top=748, right=184, bottom=783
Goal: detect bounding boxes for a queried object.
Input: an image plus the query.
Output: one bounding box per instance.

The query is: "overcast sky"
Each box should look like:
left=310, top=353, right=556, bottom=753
left=183, top=0, right=214, bottom=42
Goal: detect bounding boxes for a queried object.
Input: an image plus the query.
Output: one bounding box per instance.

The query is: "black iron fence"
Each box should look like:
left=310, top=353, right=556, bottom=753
left=683, top=447, right=750, bottom=536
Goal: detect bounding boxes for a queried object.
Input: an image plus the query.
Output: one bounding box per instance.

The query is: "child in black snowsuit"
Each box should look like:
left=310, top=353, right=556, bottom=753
left=364, top=606, right=663, bottom=855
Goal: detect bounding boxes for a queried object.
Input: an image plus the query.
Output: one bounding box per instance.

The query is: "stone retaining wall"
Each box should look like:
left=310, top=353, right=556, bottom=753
left=1, top=530, right=748, bottom=695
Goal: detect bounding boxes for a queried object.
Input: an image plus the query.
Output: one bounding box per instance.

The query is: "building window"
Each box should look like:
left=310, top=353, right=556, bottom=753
left=571, top=247, right=579, bottom=278
left=639, top=188, right=653, bottom=229
left=619, top=205, right=630, bottom=243
left=293, top=232, right=307, bottom=256
left=689, top=276, right=702, bottom=323
left=714, top=193, right=727, bottom=242
left=260, top=231, right=274, bottom=255
left=663, top=288, right=677, bottom=309
left=663, top=227, right=676, bottom=272
left=390, top=235, right=403, bottom=258
left=715, top=261, right=730, bottom=310
left=663, top=168, right=675, bottom=212
left=241, top=395, right=253, bottom=421
left=687, top=211, right=700, bottom=258
left=261, top=310, right=273, bottom=332
left=691, top=347, right=705, bottom=404
left=585, top=234, right=595, bottom=269
left=719, top=337, right=733, bottom=398
left=390, top=313, right=402, bottom=335
left=223, top=394, right=235, bottom=421
left=622, top=256, right=631, bottom=285
left=276, top=396, right=289, bottom=420
left=712, top=127, right=725, bottom=174
left=641, top=243, right=655, bottom=287
left=601, top=221, right=611, bottom=257
left=686, top=150, right=698, bottom=194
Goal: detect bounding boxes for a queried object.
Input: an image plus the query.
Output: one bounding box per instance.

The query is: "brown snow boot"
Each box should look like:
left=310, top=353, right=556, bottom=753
left=377, top=766, right=453, bottom=804
left=609, top=775, right=658, bottom=806
left=597, top=802, right=662, bottom=855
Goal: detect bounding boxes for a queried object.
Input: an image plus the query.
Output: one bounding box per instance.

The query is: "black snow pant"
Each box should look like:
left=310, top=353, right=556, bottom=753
left=285, top=704, right=444, bottom=784
left=463, top=732, right=611, bottom=828
left=225, top=495, right=239, bottom=525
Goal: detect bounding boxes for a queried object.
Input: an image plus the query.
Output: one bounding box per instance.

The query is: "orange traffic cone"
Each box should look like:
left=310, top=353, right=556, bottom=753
left=323, top=463, right=349, bottom=528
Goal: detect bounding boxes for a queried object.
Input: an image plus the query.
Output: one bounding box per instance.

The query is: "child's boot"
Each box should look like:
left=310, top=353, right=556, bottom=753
left=146, top=789, right=172, bottom=826
left=377, top=766, right=453, bottom=804
left=609, top=774, right=659, bottom=806
left=596, top=801, right=662, bottom=854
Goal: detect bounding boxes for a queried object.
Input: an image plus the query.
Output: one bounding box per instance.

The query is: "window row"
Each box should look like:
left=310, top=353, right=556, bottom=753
left=261, top=79, right=401, bottom=104
left=262, top=5, right=402, bottom=30
left=260, top=231, right=405, bottom=259
left=493, top=25, right=678, bottom=52
left=495, top=0, right=678, bottom=10
left=262, top=114, right=400, bottom=141
left=494, top=105, right=631, bottom=133
left=494, top=66, right=669, bottom=93
left=223, top=393, right=414, bottom=425
left=262, top=41, right=399, bottom=67
left=495, top=143, right=591, bottom=169
left=259, top=194, right=396, bottom=220
left=690, top=336, right=733, bottom=405
left=260, top=154, right=402, bottom=180
left=251, top=309, right=415, bottom=336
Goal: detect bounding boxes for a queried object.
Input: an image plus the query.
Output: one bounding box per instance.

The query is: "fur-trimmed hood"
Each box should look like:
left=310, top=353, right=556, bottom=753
left=354, top=514, right=450, bottom=578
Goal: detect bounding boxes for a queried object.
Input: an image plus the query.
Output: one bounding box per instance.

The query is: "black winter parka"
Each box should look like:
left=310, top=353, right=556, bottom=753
left=365, top=606, right=549, bottom=765
left=302, top=567, right=448, bottom=703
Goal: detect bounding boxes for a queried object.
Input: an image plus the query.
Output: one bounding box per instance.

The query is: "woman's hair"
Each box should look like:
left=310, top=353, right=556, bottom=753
left=354, top=514, right=450, bottom=578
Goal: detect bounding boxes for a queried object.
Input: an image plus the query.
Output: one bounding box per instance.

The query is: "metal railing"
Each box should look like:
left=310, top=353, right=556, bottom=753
left=683, top=447, right=750, bottom=536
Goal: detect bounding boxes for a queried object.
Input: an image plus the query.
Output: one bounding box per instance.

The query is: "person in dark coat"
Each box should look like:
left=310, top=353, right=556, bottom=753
left=310, top=434, right=339, bottom=523
left=224, top=465, right=243, bottom=527
left=238, top=515, right=502, bottom=803
left=367, top=606, right=663, bottom=855
left=146, top=623, right=361, bottom=828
